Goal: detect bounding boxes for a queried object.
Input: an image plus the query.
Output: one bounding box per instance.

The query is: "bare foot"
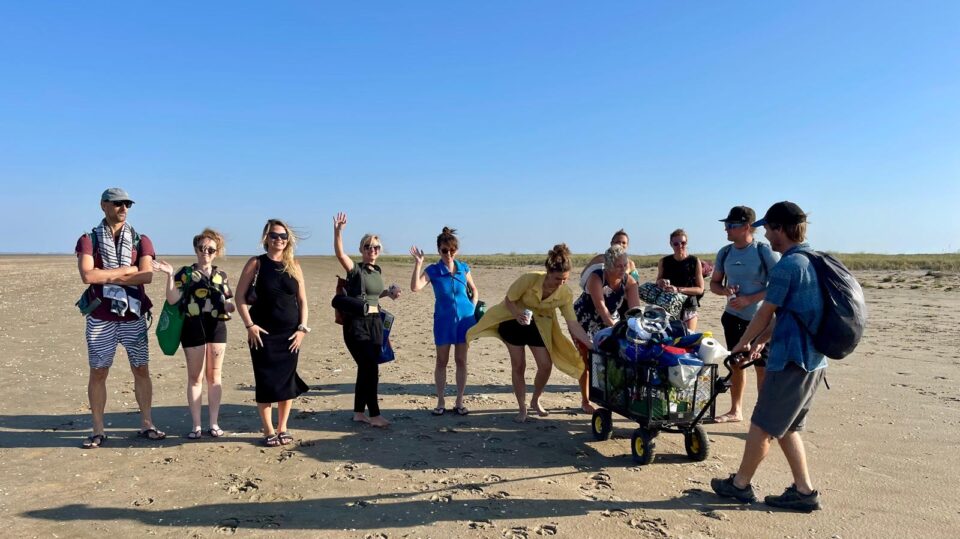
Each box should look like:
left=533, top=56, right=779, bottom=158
left=712, top=412, right=742, bottom=424
left=581, top=402, right=596, bottom=413
left=369, top=416, right=390, bottom=428
left=530, top=399, right=549, bottom=417
left=352, top=413, right=370, bottom=424
left=514, top=409, right=528, bottom=423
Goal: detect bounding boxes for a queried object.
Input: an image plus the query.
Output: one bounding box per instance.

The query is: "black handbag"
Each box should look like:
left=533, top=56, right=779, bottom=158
left=244, top=257, right=260, bottom=305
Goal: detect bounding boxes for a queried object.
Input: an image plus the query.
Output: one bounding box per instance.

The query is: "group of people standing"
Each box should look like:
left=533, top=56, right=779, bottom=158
left=76, top=187, right=827, bottom=512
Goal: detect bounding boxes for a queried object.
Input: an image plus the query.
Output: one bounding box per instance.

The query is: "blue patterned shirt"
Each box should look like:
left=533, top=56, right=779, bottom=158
left=764, top=243, right=827, bottom=372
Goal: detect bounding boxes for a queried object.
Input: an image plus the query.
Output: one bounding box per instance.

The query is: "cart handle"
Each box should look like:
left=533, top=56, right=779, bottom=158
left=723, top=352, right=756, bottom=373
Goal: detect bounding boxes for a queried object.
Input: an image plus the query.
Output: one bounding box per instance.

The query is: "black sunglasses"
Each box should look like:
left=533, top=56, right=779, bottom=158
left=363, top=243, right=382, bottom=251
left=268, top=232, right=289, bottom=241
left=111, top=201, right=133, bottom=208
left=725, top=222, right=746, bottom=231
left=197, top=246, right=217, bottom=255
left=440, top=247, right=456, bottom=255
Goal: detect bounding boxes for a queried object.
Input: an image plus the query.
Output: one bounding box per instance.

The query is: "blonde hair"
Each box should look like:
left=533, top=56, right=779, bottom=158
left=193, top=228, right=225, bottom=257
left=359, top=233, right=381, bottom=253
left=545, top=243, right=572, bottom=273
left=603, top=244, right=627, bottom=267
left=260, top=219, right=302, bottom=282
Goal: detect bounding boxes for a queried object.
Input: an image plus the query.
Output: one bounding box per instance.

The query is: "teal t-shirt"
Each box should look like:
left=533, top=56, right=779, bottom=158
left=716, top=241, right=780, bottom=321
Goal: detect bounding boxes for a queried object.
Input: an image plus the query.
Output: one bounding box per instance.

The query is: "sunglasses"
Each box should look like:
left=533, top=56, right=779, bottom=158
left=440, top=247, right=456, bottom=255
left=111, top=201, right=133, bottom=208
left=725, top=222, right=746, bottom=231
left=363, top=244, right=382, bottom=252
left=671, top=241, right=687, bottom=247
left=268, top=232, right=289, bottom=241
left=197, top=246, right=217, bottom=255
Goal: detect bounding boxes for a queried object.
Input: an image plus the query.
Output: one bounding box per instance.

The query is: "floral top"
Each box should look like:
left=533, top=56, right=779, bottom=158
left=174, top=265, right=233, bottom=320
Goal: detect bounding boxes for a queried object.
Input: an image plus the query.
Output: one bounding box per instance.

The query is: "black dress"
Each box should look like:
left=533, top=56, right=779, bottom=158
left=249, top=255, right=309, bottom=403
left=660, top=255, right=701, bottom=315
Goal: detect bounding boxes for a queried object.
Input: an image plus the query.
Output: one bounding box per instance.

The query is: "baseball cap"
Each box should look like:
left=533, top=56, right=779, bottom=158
left=719, top=206, right=755, bottom=225
left=752, top=201, right=806, bottom=227
left=101, top=188, right=135, bottom=204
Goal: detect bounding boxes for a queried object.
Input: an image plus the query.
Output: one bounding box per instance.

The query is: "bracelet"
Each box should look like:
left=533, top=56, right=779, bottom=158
left=245, top=323, right=255, bottom=329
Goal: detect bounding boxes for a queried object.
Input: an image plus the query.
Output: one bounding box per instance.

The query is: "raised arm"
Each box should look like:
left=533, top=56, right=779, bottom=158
left=333, top=212, right=355, bottom=273
left=409, top=246, right=430, bottom=292
left=151, top=259, right=183, bottom=305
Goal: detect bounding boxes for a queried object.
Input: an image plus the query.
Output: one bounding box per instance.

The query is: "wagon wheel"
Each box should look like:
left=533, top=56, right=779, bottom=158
left=684, top=425, right=710, bottom=461
left=631, top=427, right=655, bottom=465
left=591, top=409, right=613, bottom=441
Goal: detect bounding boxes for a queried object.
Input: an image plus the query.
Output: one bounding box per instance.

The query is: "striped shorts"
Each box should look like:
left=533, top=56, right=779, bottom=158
left=86, top=316, right=150, bottom=369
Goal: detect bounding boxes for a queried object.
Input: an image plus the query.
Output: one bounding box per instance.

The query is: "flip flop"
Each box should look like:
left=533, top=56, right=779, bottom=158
left=186, top=429, right=202, bottom=440
left=82, top=433, right=107, bottom=449
left=207, top=427, right=224, bottom=438
left=431, top=407, right=446, bottom=416
left=137, top=427, right=167, bottom=441
left=711, top=414, right=743, bottom=424
left=454, top=405, right=470, bottom=416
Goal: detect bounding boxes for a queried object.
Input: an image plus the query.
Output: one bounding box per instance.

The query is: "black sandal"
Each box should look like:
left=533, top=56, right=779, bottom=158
left=263, top=434, right=281, bottom=447
left=186, top=429, right=202, bottom=440
left=82, top=433, right=107, bottom=449
left=137, top=427, right=167, bottom=441
left=277, top=432, right=294, bottom=445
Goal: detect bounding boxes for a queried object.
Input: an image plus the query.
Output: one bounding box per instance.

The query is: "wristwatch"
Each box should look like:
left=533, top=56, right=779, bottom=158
left=297, top=324, right=311, bottom=334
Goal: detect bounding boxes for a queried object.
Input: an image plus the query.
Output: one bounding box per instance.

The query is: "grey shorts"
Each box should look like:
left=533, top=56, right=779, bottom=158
left=86, top=316, right=150, bottom=369
left=751, top=362, right=825, bottom=438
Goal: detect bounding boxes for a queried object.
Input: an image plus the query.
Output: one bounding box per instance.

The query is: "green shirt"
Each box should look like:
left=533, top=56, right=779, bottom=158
left=347, top=263, right=384, bottom=308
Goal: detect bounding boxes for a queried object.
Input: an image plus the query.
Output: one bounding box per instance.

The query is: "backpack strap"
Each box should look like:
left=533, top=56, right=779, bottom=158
left=715, top=244, right=733, bottom=283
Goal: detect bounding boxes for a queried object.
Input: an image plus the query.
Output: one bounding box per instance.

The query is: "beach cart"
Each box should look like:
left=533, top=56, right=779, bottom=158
left=588, top=348, right=746, bottom=465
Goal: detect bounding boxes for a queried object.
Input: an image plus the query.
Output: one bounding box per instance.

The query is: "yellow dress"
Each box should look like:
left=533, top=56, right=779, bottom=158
left=466, top=272, right=583, bottom=379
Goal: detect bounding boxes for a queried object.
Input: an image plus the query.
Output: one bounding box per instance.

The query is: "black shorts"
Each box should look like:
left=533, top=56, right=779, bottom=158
left=498, top=319, right=545, bottom=348
left=721, top=311, right=768, bottom=367
left=180, top=316, right=227, bottom=348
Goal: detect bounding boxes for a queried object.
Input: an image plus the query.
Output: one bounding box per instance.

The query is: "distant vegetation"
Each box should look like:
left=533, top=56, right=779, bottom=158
left=374, top=253, right=960, bottom=271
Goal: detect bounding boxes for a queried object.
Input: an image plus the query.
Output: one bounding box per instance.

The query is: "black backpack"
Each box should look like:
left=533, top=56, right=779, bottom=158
left=792, top=250, right=867, bottom=360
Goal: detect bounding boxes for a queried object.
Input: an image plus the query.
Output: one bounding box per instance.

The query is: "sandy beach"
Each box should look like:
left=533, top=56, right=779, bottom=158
left=1, top=255, right=958, bottom=538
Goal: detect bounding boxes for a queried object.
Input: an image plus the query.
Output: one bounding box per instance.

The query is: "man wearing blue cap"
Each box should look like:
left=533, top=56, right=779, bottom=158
left=74, top=188, right=165, bottom=448
left=711, top=201, right=826, bottom=512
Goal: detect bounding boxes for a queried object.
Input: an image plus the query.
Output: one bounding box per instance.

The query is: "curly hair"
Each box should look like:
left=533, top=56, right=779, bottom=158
left=545, top=243, right=572, bottom=273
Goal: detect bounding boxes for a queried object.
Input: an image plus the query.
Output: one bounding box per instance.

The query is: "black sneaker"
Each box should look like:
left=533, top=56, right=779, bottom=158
left=764, top=485, right=821, bottom=512
left=710, top=474, right=757, bottom=503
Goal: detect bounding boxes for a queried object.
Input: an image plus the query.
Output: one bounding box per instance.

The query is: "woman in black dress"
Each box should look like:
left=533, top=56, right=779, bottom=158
left=656, top=228, right=705, bottom=331
left=236, top=219, right=310, bottom=447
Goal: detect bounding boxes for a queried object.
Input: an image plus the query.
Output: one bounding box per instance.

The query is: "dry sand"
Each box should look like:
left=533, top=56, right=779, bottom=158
left=1, top=256, right=958, bottom=538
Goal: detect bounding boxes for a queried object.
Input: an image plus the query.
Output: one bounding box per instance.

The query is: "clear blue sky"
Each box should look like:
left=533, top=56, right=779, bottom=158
left=3, top=2, right=958, bottom=256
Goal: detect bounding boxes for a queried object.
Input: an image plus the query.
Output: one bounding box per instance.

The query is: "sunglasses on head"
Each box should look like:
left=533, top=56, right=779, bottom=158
left=671, top=240, right=687, bottom=247
left=268, top=232, right=289, bottom=241
left=197, top=246, right=217, bottom=255
left=440, top=247, right=456, bottom=255
left=111, top=200, right=133, bottom=208
left=725, top=222, right=746, bottom=230
left=363, top=243, right=381, bottom=252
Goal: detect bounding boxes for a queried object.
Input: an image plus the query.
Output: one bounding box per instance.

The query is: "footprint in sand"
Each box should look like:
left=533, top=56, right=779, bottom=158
left=402, top=460, right=428, bottom=469
left=535, top=424, right=558, bottom=432
left=534, top=523, right=558, bottom=536
left=628, top=516, right=669, bottom=536
left=415, top=434, right=432, bottom=441
left=601, top=508, right=628, bottom=517
left=469, top=519, right=493, bottom=529
left=502, top=526, right=529, bottom=539
left=429, top=493, right=452, bottom=504
left=486, top=491, right=511, bottom=499
left=215, top=518, right=239, bottom=534
left=483, top=473, right=504, bottom=483
left=131, top=497, right=154, bottom=507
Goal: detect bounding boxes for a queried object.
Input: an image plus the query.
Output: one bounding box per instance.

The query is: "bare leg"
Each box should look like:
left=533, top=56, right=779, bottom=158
left=577, top=347, right=595, bottom=413
left=453, top=343, right=468, bottom=409
left=733, top=422, right=773, bottom=488
left=130, top=364, right=155, bottom=429
left=755, top=365, right=767, bottom=392
left=183, top=345, right=206, bottom=431
left=718, top=363, right=746, bottom=422
left=506, top=343, right=527, bottom=422
left=88, top=367, right=110, bottom=434
left=434, top=344, right=451, bottom=410
left=276, top=399, right=293, bottom=433
left=778, top=431, right=815, bottom=494
left=205, top=343, right=225, bottom=430
left=258, top=402, right=275, bottom=435
left=685, top=315, right=698, bottom=332
left=529, top=346, right=553, bottom=417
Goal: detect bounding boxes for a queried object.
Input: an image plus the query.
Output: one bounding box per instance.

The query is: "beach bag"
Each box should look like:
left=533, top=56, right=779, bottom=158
left=792, top=250, right=867, bottom=360
left=637, top=282, right=687, bottom=318
left=379, top=310, right=396, bottom=363
left=155, top=300, right=185, bottom=355
left=155, top=266, right=191, bottom=356
left=473, top=300, right=487, bottom=322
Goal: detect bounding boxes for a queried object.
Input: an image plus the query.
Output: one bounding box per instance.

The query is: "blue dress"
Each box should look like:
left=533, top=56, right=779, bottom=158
left=425, top=260, right=477, bottom=345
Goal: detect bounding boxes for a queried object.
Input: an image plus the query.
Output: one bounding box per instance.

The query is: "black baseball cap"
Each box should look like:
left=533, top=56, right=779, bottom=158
left=753, top=201, right=807, bottom=227
left=719, top=206, right=755, bottom=225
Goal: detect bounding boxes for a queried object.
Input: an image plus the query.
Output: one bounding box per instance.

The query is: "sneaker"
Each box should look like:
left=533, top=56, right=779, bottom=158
left=764, top=485, right=821, bottom=512
left=710, top=474, right=757, bottom=503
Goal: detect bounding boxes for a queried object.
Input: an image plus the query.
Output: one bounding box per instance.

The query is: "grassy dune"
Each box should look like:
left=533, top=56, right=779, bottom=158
left=372, top=252, right=960, bottom=271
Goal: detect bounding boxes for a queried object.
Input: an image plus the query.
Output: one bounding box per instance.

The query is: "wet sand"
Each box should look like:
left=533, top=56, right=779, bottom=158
left=1, top=256, right=958, bottom=538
